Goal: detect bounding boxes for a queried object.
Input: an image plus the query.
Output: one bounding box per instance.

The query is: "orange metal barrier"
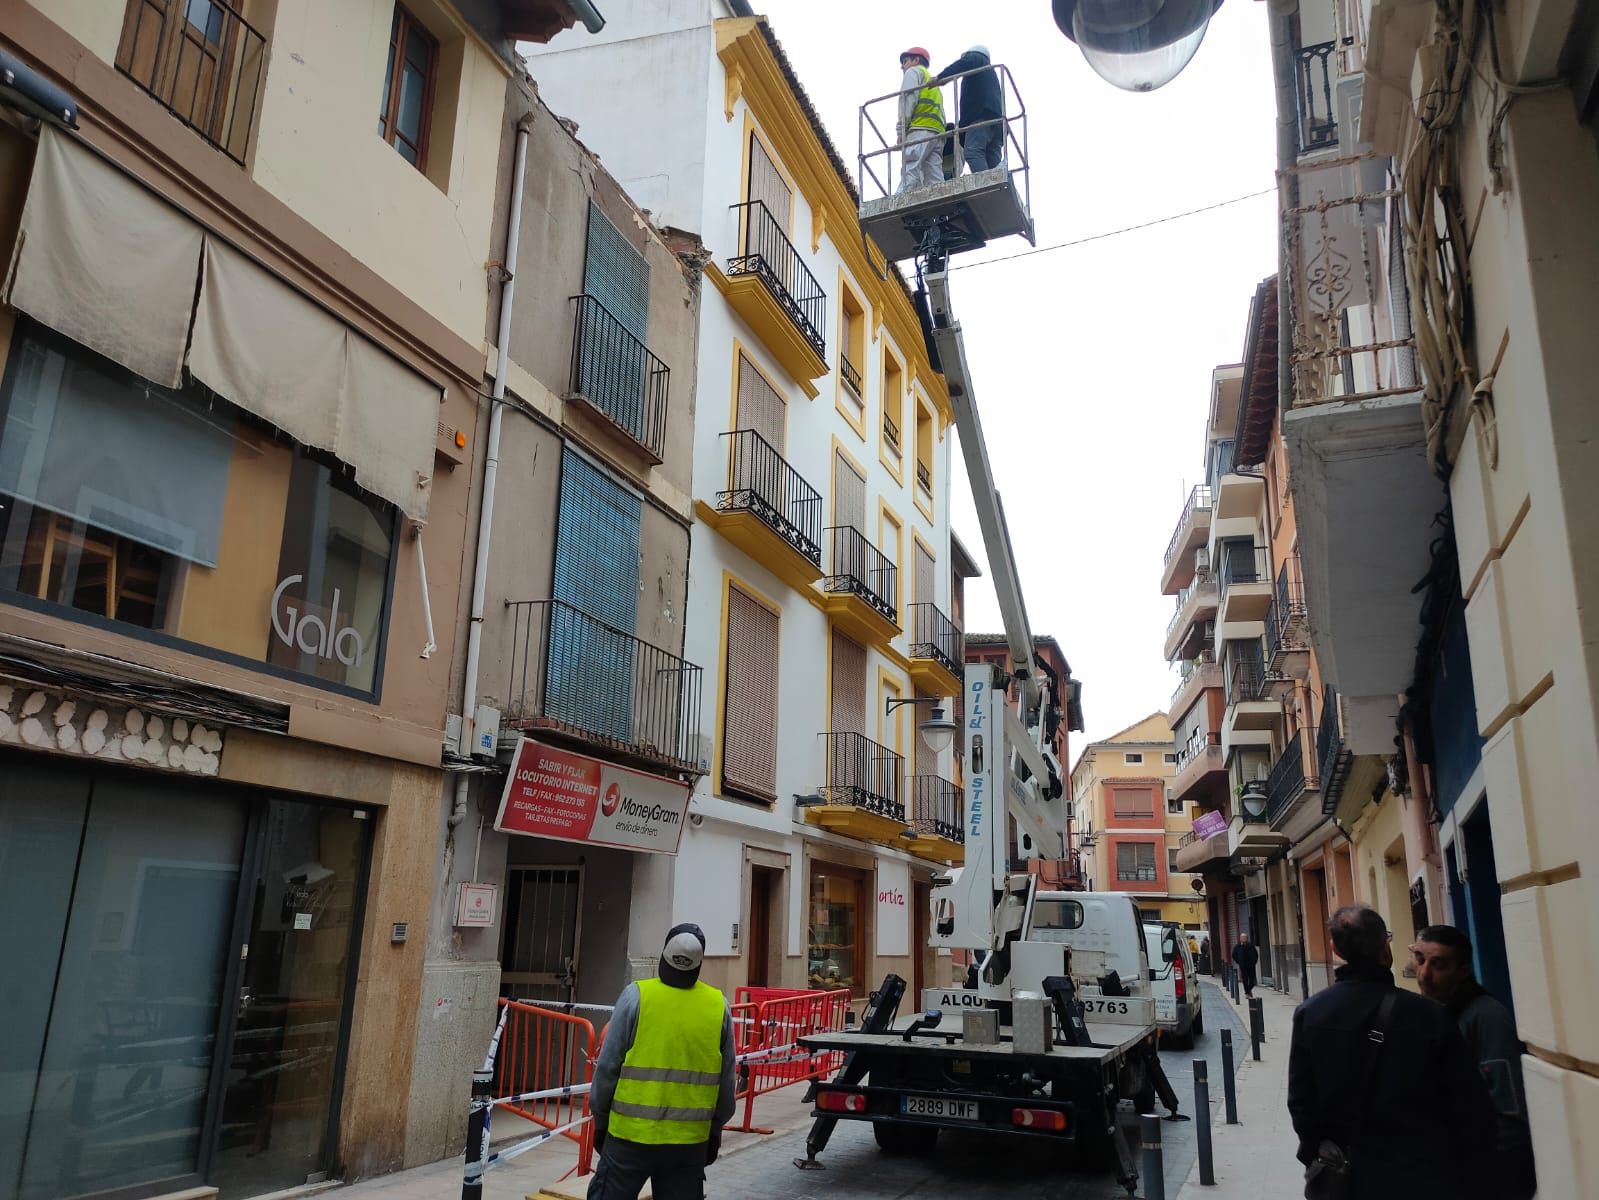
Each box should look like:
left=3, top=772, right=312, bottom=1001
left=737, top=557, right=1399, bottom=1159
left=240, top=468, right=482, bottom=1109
left=726, top=988, right=850, bottom=1134
left=493, top=999, right=597, bottom=1175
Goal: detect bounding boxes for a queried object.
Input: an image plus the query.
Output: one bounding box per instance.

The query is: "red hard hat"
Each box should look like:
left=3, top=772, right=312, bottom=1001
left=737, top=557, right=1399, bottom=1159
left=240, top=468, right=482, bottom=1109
left=901, top=46, right=931, bottom=64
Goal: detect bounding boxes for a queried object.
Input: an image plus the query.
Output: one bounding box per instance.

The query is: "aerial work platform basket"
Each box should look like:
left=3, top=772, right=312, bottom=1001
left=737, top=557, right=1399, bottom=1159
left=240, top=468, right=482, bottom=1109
left=857, top=62, right=1035, bottom=263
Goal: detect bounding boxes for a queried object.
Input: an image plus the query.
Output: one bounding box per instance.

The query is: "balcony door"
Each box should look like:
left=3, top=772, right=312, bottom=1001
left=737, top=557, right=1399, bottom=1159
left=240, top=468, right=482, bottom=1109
left=550, top=451, right=641, bottom=743
left=579, top=203, right=649, bottom=439
left=735, top=352, right=785, bottom=453
left=747, top=133, right=792, bottom=229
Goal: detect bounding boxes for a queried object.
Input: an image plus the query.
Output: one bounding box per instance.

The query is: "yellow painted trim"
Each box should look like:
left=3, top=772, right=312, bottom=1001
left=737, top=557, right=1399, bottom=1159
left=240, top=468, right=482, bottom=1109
left=695, top=500, right=825, bottom=594
left=714, top=19, right=953, bottom=428
left=834, top=268, right=869, bottom=440
left=738, top=110, right=799, bottom=235
left=878, top=342, right=906, bottom=486
left=877, top=665, right=907, bottom=761
left=712, top=266, right=826, bottom=396
left=714, top=571, right=784, bottom=804
left=878, top=498, right=906, bottom=627
left=912, top=389, right=937, bottom=523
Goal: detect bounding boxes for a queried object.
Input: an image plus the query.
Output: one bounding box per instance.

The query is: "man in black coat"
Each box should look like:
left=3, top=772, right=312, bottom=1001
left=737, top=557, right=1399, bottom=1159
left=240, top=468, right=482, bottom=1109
left=936, top=45, right=1004, bottom=173
left=1231, top=931, right=1259, bottom=997
left=1287, top=905, right=1496, bottom=1199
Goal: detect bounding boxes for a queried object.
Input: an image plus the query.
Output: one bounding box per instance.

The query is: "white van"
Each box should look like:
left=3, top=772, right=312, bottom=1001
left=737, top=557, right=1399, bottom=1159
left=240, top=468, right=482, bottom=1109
left=1143, top=920, right=1204, bottom=1048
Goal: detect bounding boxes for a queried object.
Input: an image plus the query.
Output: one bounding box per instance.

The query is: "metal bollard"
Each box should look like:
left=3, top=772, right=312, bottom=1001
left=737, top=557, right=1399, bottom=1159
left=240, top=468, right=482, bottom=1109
left=1140, top=1112, right=1165, bottom=1200
left=1249, top=997, right=1264, bottom=1062
left=1194, top=1059, right=1215, bottom=1186
left=1220, top=1029, right=1239, bottom=1125
left=461, top=1068, right=493, bottom=1200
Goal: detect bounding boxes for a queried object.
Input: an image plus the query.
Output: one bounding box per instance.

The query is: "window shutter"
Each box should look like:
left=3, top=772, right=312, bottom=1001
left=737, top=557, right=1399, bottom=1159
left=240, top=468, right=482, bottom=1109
left=833, top=451, right=866, bottom=533
left=747, top=134, right=792, bottom=226
left=915, top=541, right=935, bottom=606
left=583, top=202, right=648, bottom=342
left=550, top=450, right=643, bottom=741
left=735, top=352, right=786, bottom=453
left=830, top=632, right=867, bottom=735
left=722, top=585, right=779, bottom=801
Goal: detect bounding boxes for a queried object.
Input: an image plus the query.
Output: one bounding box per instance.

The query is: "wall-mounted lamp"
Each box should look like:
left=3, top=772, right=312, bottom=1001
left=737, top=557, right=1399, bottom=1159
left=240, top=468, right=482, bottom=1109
left=1239, top=780, right=1269, bottom=820
left=885, top=696, right=959, bottom=755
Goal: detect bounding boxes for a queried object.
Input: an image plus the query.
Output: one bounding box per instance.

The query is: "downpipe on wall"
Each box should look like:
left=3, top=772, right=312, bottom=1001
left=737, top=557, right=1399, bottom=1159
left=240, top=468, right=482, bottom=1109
left=450, top=113, right=534, bottom=829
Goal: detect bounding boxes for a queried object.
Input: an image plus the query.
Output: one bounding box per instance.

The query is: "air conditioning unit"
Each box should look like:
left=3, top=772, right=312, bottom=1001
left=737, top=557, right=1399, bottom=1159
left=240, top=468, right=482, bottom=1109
left=1194, top=546, right=1210, bottom=577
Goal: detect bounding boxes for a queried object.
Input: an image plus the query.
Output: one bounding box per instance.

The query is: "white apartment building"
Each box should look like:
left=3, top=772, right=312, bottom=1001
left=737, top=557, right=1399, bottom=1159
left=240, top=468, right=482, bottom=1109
left=526, top=2, right=965, bottom=1001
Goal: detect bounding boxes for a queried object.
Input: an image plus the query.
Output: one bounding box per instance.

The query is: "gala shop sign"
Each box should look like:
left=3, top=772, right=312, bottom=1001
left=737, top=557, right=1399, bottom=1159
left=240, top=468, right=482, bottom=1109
left=494, top=737, right=690, bottom=855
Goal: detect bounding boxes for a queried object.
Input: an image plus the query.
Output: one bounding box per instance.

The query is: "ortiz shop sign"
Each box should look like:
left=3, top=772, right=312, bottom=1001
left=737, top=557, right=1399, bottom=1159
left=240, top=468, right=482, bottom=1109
left=494, top=737, right=690, bottom=855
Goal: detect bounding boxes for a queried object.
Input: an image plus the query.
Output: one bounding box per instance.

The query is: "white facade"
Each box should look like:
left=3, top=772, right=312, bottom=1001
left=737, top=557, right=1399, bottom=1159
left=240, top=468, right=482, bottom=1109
left=527, top=1, right=964, bottom=997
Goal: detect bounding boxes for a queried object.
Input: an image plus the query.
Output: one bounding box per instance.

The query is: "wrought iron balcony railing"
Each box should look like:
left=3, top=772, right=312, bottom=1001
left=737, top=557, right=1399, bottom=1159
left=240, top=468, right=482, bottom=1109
left=821, top=731, right=904, bottom=820
left=1294, top=41, right=1339, bottom=154
left=1163, top=484, right=1213, bottom=570
left=1266, top=579, right=1309, bottom=665
left=503, top=599, right=704, bottom=773
left=1221, top=544, right=1270, bottom=594
left=1267, top=728, right=1320, bottom=824
left=568, top=294, right=669, bottom=458
left=883, top=411, right=902, bottom=455
left=911, top=775, right=964, bottom=842
left=1318, top=686, right=1354, bottom=814
left=909, top=602, right=962, bottom=675
left=728, top=200, right=827, bottom=359
left=824, top=525, right=898, bottom=624
left=717, top=429, right=824, bottom=567
left=840, top=353, right=863, bottom=398
left=1225, top=652, right=1269, bottom=707
left=916, top=458, right=932, bottom=493
left=115, top=0, right=266, bottom=164
left=1177, top=728, right=1221, bottom=772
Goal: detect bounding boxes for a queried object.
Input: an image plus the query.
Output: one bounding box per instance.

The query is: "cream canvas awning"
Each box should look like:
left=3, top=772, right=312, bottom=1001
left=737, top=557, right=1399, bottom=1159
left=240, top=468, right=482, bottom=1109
left=3, top=128, right=439, bottom=521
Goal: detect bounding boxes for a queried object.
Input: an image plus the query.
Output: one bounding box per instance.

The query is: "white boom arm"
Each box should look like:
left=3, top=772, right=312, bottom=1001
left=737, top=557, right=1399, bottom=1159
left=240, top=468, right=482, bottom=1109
left=924, top=258, right=1072, bottom=982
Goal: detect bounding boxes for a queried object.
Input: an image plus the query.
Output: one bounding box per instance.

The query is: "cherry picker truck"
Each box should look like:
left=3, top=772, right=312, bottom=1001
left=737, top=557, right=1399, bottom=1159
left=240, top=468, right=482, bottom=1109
left=791, top=71, right=1179, bottom=1195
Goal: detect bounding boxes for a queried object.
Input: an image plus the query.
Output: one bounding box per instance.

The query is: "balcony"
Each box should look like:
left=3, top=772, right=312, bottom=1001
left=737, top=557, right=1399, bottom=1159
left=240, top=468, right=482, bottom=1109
left=908, top=602, right=962, bottom=697
left=1163, top=576, right=1219, bottom=662
left=115, top=0, right=266, bottom=165
left=1218, top=543, right=1273, bottom=624
left=1294, top=41, right=1339, bottom=155
left=1168, top=651, right=1220, bottom=726
left=565, top=294, right=669, bottom=462
left=1225, top=653, right=1283, bottom=732
left=804, top=731, right=908, bottom=845
left=1265, top=580, right=1311, bottom=692
left=1266, top=728, right=1324, bottom=838
left=819, top=526, right=899, bottom=647
left=699, top=429, right=824, bottom=593
left=1171, top=730, right=1227, bottom=808
left=1176, top=826, right=1229, bottom=873
left=906, top=775, right=965, bottom=864
left=501, top=599, right=704, bottom=776
left=1317, top=688, right=1355, bottom=815
left=718, top=200, right=828, bottom=393
left=1161, top=484, right=1213, bottom=594
left=1215, top=463, right=1265, bottom=521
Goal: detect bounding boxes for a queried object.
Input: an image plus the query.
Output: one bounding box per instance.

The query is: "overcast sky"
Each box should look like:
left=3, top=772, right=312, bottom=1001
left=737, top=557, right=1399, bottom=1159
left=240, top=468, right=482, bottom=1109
left=757, top=0, right=1279, bottom=747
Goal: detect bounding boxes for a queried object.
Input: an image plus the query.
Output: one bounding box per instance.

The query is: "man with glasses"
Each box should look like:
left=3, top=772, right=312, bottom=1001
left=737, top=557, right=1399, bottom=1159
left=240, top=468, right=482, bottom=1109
left=1286, top=905, right=1494, bottom=1197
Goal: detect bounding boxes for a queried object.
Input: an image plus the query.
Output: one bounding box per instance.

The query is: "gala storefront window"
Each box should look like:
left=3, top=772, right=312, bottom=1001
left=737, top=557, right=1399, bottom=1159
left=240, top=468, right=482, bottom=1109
left=0, top=321, right=396, bottom=695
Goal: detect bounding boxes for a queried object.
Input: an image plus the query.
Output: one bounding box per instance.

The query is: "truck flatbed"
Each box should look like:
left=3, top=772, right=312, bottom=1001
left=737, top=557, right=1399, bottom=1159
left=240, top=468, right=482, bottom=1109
left=799, top=1019, right=1147, bottom=1063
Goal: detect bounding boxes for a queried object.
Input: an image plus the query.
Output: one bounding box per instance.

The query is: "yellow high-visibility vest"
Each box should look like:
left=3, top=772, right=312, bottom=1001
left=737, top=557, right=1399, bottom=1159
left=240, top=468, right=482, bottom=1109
left=907, top=66, right=945, bottom=133
left=607, top=978, right=726, bottom=1145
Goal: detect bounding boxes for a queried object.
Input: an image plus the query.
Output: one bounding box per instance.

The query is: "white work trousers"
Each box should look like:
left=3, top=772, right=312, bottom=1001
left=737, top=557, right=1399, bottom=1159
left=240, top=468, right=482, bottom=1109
left=898, top=129, right=944, bottom=193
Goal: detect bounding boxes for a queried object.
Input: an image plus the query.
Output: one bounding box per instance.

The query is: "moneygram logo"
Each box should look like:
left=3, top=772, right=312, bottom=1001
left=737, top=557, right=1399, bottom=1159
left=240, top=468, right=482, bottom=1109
left=601, top=782, right=622, bottom=817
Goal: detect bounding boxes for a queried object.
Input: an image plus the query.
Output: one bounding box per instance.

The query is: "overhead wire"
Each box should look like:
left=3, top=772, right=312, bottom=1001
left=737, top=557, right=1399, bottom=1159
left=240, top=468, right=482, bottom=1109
left=948, top=187, right=1276, bottom=270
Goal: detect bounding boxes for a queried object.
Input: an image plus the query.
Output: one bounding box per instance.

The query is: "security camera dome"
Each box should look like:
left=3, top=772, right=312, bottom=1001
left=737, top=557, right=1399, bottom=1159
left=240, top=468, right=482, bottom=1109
left=1053, top=0, right=1224, bottom=92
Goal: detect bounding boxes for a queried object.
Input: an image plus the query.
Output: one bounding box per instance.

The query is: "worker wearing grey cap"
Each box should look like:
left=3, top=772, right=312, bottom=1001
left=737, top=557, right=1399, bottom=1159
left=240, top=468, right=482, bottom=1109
left=589, top=924, right=737, bottom=1199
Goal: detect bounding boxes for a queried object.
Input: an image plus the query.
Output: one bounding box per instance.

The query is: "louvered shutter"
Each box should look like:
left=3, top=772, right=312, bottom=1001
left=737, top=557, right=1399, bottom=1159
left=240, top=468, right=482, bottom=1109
left=833, top=451, right=866, bottom=533
left=915, top=541, right=936, bottom=607
left=722, top=585, right=779, bottom=801
left=735, top=352, right=786, bottom=453
left=747, top=134, right=792, bottom=227
left=550, top=450, right=642, bottom=742
left=830, top=632, right=867, bottom=735
left=580, top=203, right=650, bottom=439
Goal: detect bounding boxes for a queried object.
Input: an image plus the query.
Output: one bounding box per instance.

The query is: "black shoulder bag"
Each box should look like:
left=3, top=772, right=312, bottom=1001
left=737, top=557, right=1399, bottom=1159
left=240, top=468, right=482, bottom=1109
left=1303, top=990, right=1399, bottom=1200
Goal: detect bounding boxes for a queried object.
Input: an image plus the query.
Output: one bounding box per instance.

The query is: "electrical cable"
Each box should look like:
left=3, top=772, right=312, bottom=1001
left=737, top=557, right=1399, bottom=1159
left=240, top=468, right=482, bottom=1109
left=948, top=187, right=1275, bottom=270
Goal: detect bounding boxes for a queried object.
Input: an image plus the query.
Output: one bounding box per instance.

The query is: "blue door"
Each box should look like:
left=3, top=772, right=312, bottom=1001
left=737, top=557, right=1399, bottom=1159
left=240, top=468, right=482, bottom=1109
left=549, top=450, right=641, bottom=743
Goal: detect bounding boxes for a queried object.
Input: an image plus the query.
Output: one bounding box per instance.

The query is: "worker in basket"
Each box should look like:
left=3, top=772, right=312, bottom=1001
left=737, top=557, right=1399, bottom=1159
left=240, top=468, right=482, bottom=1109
left=896, top=45, right=946, bottom=193
left=937, top=44, right=1005, bottom=174
left=589, top=925, right=738, bottom=1200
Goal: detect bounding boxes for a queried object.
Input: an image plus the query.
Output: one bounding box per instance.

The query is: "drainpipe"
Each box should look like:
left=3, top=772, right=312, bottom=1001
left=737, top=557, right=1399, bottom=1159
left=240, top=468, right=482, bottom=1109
left=451, top=112, right=534, bottom=829
left=1268, top=0, right=1300, bottom=415
left=566, top=0, right=606, bottom=33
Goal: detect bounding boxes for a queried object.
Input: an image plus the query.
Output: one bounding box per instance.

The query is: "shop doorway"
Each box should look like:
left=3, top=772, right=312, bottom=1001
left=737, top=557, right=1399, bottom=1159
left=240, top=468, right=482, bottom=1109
left=0, top=755, right=370, bottom=1200
left=501, top=866, right=583, bottom=1002
left=747, top=867, right=779, bottom=988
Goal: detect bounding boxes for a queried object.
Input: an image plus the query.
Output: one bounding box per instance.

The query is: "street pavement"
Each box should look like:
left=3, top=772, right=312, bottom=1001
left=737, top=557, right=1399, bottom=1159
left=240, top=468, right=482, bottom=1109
left=336, top=980, right=1269, bottom=1200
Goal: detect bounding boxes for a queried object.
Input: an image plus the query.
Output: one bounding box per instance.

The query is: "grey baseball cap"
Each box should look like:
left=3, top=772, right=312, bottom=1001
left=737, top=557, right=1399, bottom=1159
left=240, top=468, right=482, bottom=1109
left=659, top=923, right=706, bottom=987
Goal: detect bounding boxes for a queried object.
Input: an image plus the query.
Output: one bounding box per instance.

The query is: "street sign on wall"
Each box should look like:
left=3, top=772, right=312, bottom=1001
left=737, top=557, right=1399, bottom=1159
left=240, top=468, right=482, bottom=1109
left=495, top=737, right=689, bottom=854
